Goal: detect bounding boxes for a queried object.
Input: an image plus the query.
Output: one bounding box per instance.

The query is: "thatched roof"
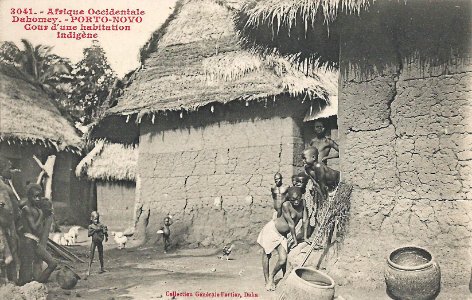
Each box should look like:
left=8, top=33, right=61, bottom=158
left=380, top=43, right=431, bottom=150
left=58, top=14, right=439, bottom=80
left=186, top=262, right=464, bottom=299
left=108, top=0, right=337, bottom=120
left=240, top=0, right=369, bottom=30
left=236, top=0, right=472, bottom=70
left=0, top=64, right=82, bottom=152
left=75, top=141, right=138, bottom=181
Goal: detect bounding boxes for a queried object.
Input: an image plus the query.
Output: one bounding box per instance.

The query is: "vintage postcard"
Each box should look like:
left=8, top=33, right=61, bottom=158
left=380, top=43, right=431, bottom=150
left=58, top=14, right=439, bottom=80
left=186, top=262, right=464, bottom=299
left=0, top=0, right=470, bottom=299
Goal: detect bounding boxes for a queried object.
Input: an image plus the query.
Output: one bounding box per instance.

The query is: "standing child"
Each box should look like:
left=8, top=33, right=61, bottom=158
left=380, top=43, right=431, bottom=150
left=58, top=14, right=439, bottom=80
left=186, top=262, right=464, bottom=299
left=257, top=187, right=307, bottom=291
left=271, top=173, right=289, bottom=219
left=287, top=172, right=309, bottom=245
left=157, top=215, right=173, bottom=253
left=87, top=211, right=108, bottom=276
left=17, top=184, right=57, bottom=285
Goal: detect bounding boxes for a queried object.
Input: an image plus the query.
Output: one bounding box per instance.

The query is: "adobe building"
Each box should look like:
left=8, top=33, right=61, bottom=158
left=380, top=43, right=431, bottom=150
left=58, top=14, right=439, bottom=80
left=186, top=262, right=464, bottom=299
left=97, top=0, right=337, bottom=247
left=76, top=141, right=138, bottom=231
left=0, top=63, right=92, bottom=226
left=238, top=0, right=471, bottom=288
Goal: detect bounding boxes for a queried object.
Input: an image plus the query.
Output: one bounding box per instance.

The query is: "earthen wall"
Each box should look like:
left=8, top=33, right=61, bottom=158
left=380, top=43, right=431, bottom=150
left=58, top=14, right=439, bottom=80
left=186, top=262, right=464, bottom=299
left=136, top=102, right=305, bottom=247
left=97, top=181, right=136, bottom=231
left=334, top=19, right=472, bottom=288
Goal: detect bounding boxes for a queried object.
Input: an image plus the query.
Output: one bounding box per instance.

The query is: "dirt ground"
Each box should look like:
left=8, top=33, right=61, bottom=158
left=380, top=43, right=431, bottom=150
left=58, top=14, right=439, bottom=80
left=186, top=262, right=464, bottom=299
left=43, top=228, right=470, bottom=300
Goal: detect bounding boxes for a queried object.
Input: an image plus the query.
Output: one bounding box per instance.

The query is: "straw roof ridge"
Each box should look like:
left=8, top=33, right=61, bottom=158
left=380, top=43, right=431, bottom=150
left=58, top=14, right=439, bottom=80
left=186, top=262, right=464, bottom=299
left=76, top=140, right=138, bottom=181
left=108, top=0, right=337, bottom=120
left=139, top=0, right=186, bottom=63
left=0, top=63, right=82, bottom=152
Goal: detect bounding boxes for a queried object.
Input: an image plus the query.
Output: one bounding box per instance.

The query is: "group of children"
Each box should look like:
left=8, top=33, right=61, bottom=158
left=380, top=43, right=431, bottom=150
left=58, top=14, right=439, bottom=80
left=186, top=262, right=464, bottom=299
left=86, top=212, right=173, bottom=276
left=1, top=120, right=336, bottom=287
left=257, top=120, right=341, bottom=291
left=91, top=120, right=340, bottom=287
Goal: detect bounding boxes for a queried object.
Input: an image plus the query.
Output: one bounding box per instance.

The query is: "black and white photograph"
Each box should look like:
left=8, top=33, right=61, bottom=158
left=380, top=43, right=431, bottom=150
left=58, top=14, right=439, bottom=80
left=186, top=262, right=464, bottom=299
left=0, top=0, right=470, bottom=299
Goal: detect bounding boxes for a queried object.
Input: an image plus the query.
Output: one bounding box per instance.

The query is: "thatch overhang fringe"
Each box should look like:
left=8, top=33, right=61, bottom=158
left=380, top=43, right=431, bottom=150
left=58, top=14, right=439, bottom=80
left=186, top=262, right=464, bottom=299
left=75, top=141, right=137, bottom=182
left=107, top=0, right=337, bottom=121
left=240, top=0, right=370, bottom=30
left=236, top=0, right=472, bottom=71
left=0, top=63, right=82, bottom=152
left=304, top=92, right=337, bottom=121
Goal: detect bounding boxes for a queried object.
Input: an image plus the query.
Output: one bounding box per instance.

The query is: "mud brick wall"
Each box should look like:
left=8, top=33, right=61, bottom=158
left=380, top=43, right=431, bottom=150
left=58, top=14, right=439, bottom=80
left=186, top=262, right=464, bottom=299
left=0, top=143, right=92, bottom=226
left=97, top=181, right=136, bottom=231
left=333, top=16, right=472, bottom=288
left=135, top=103, right=305, bottom=247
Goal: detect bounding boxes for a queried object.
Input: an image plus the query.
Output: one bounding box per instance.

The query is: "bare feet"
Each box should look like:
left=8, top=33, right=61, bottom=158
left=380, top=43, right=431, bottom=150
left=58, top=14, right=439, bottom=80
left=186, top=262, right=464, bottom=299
left=265, top=282, right=276, bottom=291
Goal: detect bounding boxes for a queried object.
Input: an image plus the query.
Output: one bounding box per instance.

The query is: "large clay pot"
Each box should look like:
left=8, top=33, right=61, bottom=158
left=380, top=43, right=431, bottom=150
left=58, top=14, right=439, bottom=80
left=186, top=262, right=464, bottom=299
left=278, top=267, right=335, bottom=300
left=385, top=246, right=441, bottom=300
left=56, top=265, right=80, bottom=290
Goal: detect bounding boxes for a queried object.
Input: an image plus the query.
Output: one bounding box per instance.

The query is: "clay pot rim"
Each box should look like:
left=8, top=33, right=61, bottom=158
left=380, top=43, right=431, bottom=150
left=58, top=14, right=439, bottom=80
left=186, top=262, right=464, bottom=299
left=293, top=267, right=335, bottom=289
left=387, top=246, right=434, bottom=271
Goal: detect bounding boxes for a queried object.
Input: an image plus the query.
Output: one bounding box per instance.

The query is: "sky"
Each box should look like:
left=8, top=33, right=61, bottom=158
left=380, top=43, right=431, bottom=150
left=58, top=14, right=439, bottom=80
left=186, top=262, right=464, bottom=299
left=0, top=0, right=177, bottom=77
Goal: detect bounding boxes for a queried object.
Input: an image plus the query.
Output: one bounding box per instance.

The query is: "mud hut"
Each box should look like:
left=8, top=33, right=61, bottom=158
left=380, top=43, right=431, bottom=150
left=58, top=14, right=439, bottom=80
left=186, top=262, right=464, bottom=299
left=76, top=141, right=138, bottom=231
left=238, top=0, right=472, bottom=289
left=0, top=63, right=92, bottom=225
left=97, top=0, right=337, bottom=247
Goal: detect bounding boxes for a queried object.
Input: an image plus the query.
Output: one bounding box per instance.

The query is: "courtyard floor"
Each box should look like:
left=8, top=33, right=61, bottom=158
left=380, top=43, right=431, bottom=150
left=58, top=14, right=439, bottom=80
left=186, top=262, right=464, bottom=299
left=44, top=229, right=470, bottom=300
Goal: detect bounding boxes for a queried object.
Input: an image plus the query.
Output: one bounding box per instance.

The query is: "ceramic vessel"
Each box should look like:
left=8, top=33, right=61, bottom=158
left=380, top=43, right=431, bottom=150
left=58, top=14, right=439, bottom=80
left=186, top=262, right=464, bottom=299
left=279, top=267, right=335, bottom=300
left=385, top=246, right=440, bottom=300
left=56, top=265, right=80, bottom=290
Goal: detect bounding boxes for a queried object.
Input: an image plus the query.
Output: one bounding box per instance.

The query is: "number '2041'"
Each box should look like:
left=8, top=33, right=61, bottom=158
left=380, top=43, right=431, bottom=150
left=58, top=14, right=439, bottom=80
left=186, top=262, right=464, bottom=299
left=11, top=8, right=33, bottom=14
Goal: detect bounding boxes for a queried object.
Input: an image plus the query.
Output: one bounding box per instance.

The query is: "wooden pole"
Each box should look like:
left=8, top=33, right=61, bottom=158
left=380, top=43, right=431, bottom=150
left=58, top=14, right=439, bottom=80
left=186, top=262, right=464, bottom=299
left=33, top=155, right=56, bottom=200
left=47, top=239, right=85, bottom=263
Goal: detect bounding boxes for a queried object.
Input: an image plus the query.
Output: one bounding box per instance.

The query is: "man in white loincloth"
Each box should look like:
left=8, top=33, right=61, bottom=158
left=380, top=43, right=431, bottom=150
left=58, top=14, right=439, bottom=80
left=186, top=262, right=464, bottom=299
left=257, top=186, right=307, bottom=291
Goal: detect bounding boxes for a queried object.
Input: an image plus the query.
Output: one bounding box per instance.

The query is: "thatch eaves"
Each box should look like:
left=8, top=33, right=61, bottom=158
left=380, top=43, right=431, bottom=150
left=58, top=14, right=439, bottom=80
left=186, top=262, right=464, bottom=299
left=108, top=0, right=337, bottom=120
left=236, top=0, right=472, bottom=70
left=75, top=141, right=137, bottom=181
left=240, top=0, right=369, bottom=30
left=0, top=64, right=82, bottom=152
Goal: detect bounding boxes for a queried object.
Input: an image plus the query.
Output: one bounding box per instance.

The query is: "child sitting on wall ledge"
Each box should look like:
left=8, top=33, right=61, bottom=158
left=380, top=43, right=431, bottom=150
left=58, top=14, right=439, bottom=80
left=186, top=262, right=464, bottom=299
left=309, top=120, right=339, bottom=165
left=302, top=146, right=340, bottom=242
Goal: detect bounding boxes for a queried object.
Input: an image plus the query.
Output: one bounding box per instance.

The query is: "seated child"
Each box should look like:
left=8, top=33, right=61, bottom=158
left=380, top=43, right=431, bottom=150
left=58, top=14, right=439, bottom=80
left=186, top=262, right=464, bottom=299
left=303, top=146, right=340, bottom=244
